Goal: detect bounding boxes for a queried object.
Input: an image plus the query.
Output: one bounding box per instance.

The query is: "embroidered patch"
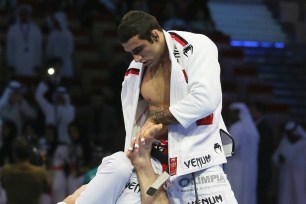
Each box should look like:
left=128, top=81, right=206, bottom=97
left=169, top=157, right=177, bottom=176
left=183, top=43, right=193, bottom=57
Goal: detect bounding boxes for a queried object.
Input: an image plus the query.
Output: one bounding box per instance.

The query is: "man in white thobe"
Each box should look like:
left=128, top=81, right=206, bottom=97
left=6, top=4, right=42, bottom=76
left=224, top=102, right=259, bottom=204
left=35, top=81, right=75, bottom=144
left=46, top=11, right=74, bottom=77
left=272, top=121, right=306, bottom=204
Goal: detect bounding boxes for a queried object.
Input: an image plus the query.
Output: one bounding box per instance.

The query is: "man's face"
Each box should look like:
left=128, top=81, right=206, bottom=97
left=122, top=32, right=163, bottom=68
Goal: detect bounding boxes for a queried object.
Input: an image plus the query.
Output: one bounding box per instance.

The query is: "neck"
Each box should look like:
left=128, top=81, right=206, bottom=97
left=160, top=33, right=169, bottom=63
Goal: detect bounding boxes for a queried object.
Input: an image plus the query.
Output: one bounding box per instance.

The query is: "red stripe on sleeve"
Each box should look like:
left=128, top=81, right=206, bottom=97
left=196, top=113, right=214, bottom=126
left=125, top=69, right=140, bottom=76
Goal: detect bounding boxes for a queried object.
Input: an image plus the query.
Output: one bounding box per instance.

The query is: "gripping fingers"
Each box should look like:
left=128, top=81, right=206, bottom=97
left=145, top=124, right=163, bottom=138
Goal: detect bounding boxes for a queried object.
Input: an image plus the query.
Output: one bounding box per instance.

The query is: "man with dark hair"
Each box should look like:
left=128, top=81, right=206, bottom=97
left=60, top=10, right=237, bottom=204
left=117, top=11, right=163, bottom=43
left=1, top=137, right=50, bottom=204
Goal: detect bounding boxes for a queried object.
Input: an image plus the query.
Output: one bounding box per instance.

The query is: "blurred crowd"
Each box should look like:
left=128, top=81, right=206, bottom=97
left=222, top=101, right=306, bottom=204
left=0, top=1, right=305, bottom=204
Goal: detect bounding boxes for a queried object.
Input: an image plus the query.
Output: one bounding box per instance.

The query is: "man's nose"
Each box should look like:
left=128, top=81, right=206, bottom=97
left=133, top=55, right=142, bottom=62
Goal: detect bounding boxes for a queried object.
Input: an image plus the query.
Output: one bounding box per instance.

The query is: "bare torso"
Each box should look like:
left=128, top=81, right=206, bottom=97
left=141, top=60, right=171, bottom=139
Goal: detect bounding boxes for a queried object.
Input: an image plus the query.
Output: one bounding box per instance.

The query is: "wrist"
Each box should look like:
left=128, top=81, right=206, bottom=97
left=133, top=157, right=152, bottom=170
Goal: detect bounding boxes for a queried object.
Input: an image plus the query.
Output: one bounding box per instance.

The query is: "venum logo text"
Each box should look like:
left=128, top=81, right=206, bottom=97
left=125, top=181, right=140, bottom=193
left=173, top=45, right=181, bottom=63
left=187, top=194, right=223, bottom=204
left=184, top=155, right=211, bottom=169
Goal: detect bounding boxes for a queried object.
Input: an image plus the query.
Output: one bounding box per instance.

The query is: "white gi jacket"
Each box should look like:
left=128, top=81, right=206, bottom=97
left=121, top=30, right=228, bottom=179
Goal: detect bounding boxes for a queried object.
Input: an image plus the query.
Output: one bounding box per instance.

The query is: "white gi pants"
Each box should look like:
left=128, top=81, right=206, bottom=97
left=76, top=152, right=237, bottom=204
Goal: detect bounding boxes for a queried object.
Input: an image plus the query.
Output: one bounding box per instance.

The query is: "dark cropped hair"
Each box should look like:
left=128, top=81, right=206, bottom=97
left=12, top=137, right=31, bottom=161
left=117, top=10, right=163, bottom=44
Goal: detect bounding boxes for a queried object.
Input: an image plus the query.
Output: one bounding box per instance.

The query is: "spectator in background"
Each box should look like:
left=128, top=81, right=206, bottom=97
left=0, top=118, right=2, bottom=153
left=1, top=137, right=50, bottom=204
left=162, top=2, right=189, bottom=31
left=272, top=121, right=306, bottom=204
left=46, top=11, right=74, bottom=77
left=38, top=124, right=69, bottom=204
left=249, top=102, right=274, bottom=204
left=224, top=102, right=259, bottom=204
left=35, top=77, right=75, bottom=144
left=85, top=89, right=118, bottom=151
left=22, top=120, right=44, bottom=166
left=0, top=80, right=37, bottom=136
left=6, top=4, right=42, bottom=76
left=0, top=0, right=17, bottom=11
left=0, top=119, right=17, bottom=166
left=82, top=147, right=109, bottom=185
left=67, top=121, right=91, bottom=195
left=189, top=7, right=215, bottom=35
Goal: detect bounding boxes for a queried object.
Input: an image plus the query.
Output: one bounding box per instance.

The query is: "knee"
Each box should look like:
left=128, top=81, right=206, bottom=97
left=97, top=151, right=133, bottom=179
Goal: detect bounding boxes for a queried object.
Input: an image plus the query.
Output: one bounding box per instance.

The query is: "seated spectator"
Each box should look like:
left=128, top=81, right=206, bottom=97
left=67, top=121, right=91, bottom=195
left=0, top=119, right=17, bottom=166
left=0, top=137, right=50, bottom=204
left=22, top=120, right=44, bottom=166
left=82, top=147, right=109, bottom=185
left=84, top=89, right=118, bottom=151
left=38, top=124, right=69, bottom=203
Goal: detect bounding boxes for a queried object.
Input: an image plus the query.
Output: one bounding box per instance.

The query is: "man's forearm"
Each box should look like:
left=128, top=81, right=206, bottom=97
left=150, top=108, right=178, bottom=125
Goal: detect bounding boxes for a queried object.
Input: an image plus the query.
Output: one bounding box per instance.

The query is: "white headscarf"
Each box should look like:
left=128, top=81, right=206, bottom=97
left=285, top=121, right=306, bottom=139
left=53, top=11, right=69, bottom=31
left=229, top=102, right=260, bottom=143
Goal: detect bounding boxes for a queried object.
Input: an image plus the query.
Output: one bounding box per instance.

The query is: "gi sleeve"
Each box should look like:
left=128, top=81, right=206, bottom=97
left=169, top=35, right=222, bottom=128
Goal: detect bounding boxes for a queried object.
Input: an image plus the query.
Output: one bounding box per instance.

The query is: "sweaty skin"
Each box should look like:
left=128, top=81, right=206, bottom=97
left=141, top=61, right=171, bottom=139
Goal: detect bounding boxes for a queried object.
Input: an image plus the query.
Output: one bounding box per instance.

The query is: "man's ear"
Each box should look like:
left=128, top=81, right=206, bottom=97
left=151, top=30, right=159, bottom=42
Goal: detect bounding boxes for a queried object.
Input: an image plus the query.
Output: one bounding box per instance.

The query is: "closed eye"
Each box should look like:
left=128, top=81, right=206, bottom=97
left=131, top=46, right=144, bottom=55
